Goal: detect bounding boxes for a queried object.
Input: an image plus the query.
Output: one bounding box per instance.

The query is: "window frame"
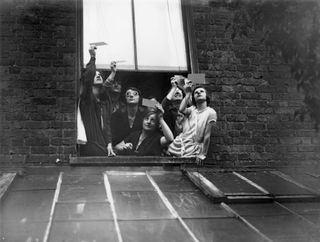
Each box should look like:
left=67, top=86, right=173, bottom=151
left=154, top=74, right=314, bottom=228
left=75, top=0, right=198, bottom=158
left=79, top=0, right=197, bottom=73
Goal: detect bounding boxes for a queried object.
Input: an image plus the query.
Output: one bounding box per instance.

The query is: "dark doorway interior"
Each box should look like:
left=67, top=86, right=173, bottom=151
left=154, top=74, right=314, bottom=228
left=100, top=70, right=188, bottom=102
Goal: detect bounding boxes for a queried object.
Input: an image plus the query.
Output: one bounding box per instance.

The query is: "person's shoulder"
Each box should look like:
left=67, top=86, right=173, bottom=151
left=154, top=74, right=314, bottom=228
left=206, top=107, right=217, bottom=121
left=207, top=106, right=216, bottom=114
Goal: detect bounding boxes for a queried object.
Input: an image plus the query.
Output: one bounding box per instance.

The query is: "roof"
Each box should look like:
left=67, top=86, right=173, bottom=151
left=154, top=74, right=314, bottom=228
left=1, top=162, right=320, bottom=241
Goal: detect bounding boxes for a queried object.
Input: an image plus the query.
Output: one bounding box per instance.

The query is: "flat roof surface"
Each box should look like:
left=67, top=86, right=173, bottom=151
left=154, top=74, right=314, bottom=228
left=1, top=164, right=320, bottom=242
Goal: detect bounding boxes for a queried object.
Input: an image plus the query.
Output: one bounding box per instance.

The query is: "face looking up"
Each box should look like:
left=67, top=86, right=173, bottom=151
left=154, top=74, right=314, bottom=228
left=94, top=71, right=103, bottom=85
left=172, top=88, right=183, bottom=101
left=193, top=87, right=207, bottom=103
left=125, top=89, right=140, bottom=104
left=111, top=80, right=122, bottom=93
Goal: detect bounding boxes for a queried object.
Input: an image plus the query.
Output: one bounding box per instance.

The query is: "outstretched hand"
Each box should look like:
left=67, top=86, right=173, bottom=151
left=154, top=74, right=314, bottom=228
left=171, top=75, right=183, bottom=87
left=89, top=46, right=96, bottom=57
left=183, top=79, right=193, bottom=93
left=155, top=103, right=164, bottom=118
left=110, top=61, right=117, bottom=73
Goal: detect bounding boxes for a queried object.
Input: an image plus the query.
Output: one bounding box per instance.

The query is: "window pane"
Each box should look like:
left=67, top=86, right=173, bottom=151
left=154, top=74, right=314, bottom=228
left=83, top=0, right=135, bottom=69
left=134, top=0, right=187, bottom=71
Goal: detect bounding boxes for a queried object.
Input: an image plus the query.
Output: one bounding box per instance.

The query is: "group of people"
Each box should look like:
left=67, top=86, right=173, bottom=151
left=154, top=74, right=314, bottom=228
left=78, top=46, right=217, bottom=164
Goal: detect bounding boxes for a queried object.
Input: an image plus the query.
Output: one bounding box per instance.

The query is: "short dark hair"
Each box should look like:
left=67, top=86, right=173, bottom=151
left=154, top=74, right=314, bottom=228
left=191, top=86, right=210, bottom=106
left=124, top=86, right=142, bottom=104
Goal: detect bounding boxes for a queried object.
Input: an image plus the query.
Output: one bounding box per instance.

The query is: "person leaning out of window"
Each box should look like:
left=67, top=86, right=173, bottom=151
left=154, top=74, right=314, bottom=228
left=167, top=80, right=217, bottom=165
left=78, top=46, right=116, bottom=157
left=111, top=87, right=145, bottom=145
left=161, top=75, right=186, bottom=137
left=114, top=102, right=174, bottom=156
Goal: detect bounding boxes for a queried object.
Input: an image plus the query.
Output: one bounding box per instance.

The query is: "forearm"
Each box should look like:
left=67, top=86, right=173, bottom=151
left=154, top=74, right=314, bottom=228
left=179, top=92, right=191, bottom=113
left=160, top=117, right=174, bottom=143
left=166, top=86, right=177, bottom=100
left=201, top=135, right=210, bottom=157
left=81, top=57, right=96, bottom=95
left=114, top=140, right=126, bottom=150
left=107, top=71, right=116, bottom=81
left=200, top=123, right=214, bottom=157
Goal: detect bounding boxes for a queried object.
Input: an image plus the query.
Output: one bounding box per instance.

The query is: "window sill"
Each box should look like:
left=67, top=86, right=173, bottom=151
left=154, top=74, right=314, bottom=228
left=70, top=156, right=196, bottom=166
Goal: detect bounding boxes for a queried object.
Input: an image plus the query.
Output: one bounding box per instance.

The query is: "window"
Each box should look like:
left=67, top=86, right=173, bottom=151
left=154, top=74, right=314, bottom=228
left=83, top=0, right=188, bottom=71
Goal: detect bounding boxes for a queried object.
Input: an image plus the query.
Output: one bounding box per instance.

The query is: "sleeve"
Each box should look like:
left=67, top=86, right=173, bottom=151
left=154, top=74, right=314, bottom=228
left=102, top=101, right=112, bottom=144
left=161, top=97, right=173, bottom=112
left=80, top=57, right=96, bottom=99
left=111, top=110, right=122, bottom=145
left=208, top=108, right=217, bottom=123
left=124, top=131, right=136, bottom=144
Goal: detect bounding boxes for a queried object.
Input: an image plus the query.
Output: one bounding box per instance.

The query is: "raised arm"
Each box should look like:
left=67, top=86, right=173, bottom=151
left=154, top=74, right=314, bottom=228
left=166, top=77, right=180, bottom=100
left=103, top=61, right=117, bottom=87
left=80, top=46, right=97, bottom=98
left=161, top=77, right=178, bottom=112
left=179, top=79, right=193, bottom=115
left=155, top=103, right=174, bottom=145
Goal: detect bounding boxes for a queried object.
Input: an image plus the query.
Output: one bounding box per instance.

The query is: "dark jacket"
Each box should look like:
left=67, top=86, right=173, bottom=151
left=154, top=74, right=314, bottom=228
left=79, top=57, right=112, bottom=155
left=120, top=130, right=162, bottom=156
left=111, top=106, right=145, bottom=145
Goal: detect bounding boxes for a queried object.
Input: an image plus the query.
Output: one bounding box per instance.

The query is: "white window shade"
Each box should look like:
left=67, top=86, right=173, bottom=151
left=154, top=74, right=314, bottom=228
left=83, top=0, right=135, bottom=69
left=134, top=0, right=187, bottom=71
left=83, top=0, right=187, bottom=71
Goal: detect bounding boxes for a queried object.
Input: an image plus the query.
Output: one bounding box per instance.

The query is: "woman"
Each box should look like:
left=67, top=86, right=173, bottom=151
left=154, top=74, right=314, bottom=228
left=111, top=87, right=145, bottom=145
left=115, top=104, right=173, bottom=156
left=78, top=46, right=115, bottom=156
left=161, top=75, right=186, bottom=137
left=167, top=81, right=217, bottom=164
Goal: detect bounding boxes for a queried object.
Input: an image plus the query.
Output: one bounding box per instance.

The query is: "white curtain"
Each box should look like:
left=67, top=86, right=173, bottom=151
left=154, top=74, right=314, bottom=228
left=134, top=0, right=187, bottom=70
left=83, top=0, right=135, bottom=69
left=83, top=0, right=187, bottom=71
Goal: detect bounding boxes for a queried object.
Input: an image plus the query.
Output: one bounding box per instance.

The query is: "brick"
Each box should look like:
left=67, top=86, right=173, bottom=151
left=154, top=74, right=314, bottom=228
left=25, top=137, right=50, bottom=146
left=32, top=98, right=56, bottom=105
left=31, top=146, right=57, bottom=154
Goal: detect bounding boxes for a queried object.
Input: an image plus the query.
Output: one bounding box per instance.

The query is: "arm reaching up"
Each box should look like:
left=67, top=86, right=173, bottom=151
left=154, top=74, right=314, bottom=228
left=155, top=103, right=174, bottom=145
left=179, top=79, right=193, bottom=115
left=80, top=46, right=97, bottom=98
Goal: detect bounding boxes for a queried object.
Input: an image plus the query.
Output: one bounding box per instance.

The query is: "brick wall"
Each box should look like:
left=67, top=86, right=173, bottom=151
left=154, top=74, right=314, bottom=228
left=191, top=0, right=320, bottom=166
left=0, top=0, right=319, bottom=166
left=0, top=0, right=77, bottom=165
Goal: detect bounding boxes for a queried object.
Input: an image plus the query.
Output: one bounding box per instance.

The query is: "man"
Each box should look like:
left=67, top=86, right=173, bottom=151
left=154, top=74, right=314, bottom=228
left=78, top=46, right=115, bottom=156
